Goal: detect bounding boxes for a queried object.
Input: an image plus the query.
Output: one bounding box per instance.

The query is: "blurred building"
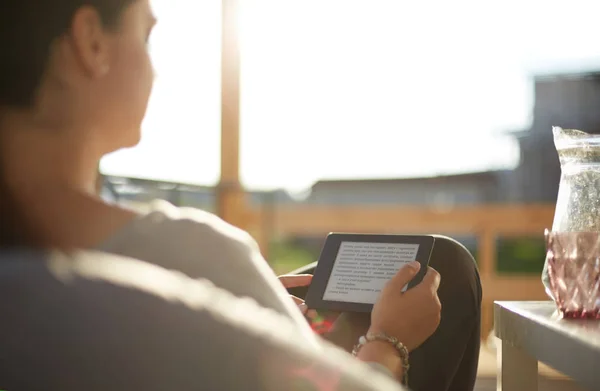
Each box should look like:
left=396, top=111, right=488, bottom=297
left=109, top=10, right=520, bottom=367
left=306, top=71, right=600, bottom=206
left=100, top=175, right=294, bottom=211
left=305, top=172, right=500, bottom=206
left=102, top=71, right=600, bottom=209
left=505, top=71, right=600, bottom=203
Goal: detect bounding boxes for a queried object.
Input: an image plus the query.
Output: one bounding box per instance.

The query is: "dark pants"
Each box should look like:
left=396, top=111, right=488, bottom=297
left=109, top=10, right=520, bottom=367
left=316, top=237, right=483, bottom=391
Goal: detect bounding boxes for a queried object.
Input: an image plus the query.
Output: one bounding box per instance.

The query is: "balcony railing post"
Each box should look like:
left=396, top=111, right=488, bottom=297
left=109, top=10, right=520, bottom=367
left=478, top=228, right=496, bottom=339
left=217, top=0, right=247, bottom=230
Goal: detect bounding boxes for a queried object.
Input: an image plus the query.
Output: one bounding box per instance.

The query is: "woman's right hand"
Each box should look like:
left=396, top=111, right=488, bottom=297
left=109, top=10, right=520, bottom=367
left=370, top=261, right=441, bottom=352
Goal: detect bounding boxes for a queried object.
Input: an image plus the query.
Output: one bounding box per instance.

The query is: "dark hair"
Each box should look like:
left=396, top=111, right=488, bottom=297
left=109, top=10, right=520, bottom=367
left=0, top=1, right=136, bottom=248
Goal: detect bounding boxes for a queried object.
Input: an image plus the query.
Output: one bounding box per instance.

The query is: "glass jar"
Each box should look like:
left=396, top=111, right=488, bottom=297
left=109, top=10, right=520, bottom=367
left=543, top=127, right=600, bottom=316
left=551, top=127, right=600, bottom=232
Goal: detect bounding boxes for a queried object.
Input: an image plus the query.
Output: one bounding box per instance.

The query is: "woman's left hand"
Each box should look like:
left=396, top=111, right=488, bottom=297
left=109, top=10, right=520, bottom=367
left=278, top=274, right=315, bottom=317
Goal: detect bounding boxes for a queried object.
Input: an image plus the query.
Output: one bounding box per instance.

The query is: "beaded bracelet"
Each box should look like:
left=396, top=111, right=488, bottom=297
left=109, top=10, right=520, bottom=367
left=351, top=332, right=410, bottom=386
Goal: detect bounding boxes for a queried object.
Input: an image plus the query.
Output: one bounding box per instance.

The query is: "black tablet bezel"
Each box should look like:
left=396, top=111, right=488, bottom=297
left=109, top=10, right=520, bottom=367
left=305, top=233, right=435, bottom=313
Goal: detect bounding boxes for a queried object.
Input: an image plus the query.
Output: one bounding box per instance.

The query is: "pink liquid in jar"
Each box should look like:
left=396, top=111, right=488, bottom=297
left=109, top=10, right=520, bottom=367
left=546, top=231, right=600, bottom=319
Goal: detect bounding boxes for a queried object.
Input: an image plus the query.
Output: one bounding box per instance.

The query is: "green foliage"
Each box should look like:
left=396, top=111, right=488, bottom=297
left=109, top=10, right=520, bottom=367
left=496, top=237, right=546, bottom=275
left=268, top=240, right=318, bottom=275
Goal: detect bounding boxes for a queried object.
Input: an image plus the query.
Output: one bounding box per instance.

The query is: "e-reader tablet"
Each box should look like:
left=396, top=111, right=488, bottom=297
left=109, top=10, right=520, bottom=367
left=305, top=233, right=435, bottom=313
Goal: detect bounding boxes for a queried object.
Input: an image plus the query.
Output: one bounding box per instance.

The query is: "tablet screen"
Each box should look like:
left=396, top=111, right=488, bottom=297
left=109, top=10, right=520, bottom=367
left=322, top=241, right=420, bottom=304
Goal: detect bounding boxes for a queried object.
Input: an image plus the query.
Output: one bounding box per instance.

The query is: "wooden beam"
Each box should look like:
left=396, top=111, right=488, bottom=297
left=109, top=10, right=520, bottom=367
left=478, top=229, right=496, bottom=278
left=217, top=0, right=247, bottom=229
left=249, top=204, right=555, bottom=237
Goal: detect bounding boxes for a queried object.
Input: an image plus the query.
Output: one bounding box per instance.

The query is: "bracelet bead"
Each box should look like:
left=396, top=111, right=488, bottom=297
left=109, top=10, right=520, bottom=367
left=352, top=332, right=410, bottom=385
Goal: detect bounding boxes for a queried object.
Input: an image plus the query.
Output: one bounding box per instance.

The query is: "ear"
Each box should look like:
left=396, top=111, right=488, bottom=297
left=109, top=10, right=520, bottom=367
left=69, top=6, right=112, bottom=78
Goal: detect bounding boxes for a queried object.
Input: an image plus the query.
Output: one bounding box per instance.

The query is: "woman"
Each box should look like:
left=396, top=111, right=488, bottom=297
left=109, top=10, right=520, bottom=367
left=0, top=1, right=480, bottom=390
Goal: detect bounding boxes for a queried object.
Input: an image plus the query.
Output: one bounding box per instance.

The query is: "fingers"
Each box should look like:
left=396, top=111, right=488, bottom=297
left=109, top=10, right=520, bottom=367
left=279, top=274, right=313, bottom=289
left=384, top=261, right=421, bottom=292
left=421, top=267, right=441, bottom=292
left=291, top=295, right=304, bottom=306
left=290, top=295, right=319, bottom=319
left=291, top=295, right=308, bottom=314
left=298, top=303, right=308, bottom=315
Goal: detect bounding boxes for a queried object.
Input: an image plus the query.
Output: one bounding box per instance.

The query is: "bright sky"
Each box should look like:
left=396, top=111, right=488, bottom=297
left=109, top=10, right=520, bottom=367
left=100, top=0, right=600, bottom=192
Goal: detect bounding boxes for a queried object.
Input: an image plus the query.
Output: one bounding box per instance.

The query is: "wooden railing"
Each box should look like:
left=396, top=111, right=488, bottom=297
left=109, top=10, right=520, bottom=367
left=245, top=203, right=556, bottom=339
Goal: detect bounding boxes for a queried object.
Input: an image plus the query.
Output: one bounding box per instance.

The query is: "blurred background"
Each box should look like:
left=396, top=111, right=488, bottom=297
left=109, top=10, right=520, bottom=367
left=99, top=2, right=600, bottom=388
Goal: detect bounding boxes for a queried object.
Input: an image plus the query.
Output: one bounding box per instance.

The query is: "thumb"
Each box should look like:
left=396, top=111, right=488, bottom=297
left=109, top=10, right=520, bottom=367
left=279, top=274, right=313, bottom=289
left=384, top=261, right=421, bottom=292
